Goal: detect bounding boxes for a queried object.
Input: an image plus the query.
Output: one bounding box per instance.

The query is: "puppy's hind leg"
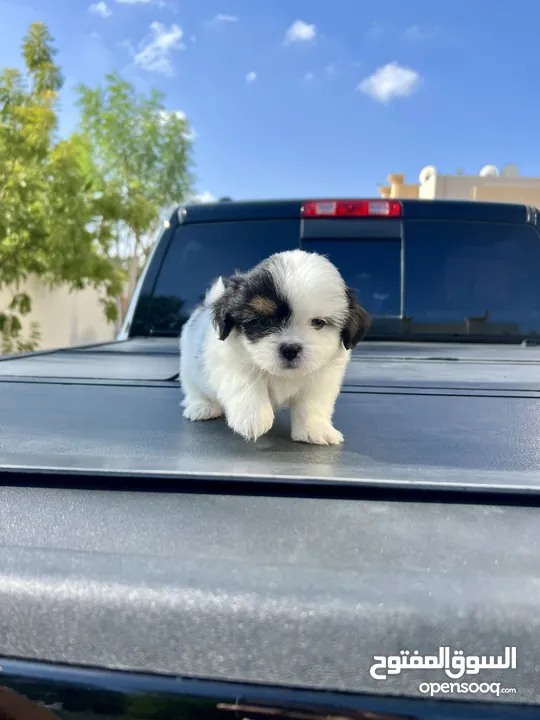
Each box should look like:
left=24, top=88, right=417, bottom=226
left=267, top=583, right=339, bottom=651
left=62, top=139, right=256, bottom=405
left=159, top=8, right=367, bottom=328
left=181, top=379, right=223, bottom=422
left=179, top=308, right=223, bottom=422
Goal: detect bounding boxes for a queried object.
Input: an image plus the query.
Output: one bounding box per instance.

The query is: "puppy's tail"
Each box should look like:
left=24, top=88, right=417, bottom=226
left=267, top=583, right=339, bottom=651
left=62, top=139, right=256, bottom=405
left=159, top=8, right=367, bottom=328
left=204, top=276, right=227, bottom=306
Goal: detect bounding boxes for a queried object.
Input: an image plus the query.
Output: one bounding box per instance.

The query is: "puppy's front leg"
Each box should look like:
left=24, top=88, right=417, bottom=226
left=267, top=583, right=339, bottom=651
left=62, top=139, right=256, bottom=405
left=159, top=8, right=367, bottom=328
left=219, top=372, right=274, bottom=442
left=291, top=361, right=347, bottom=446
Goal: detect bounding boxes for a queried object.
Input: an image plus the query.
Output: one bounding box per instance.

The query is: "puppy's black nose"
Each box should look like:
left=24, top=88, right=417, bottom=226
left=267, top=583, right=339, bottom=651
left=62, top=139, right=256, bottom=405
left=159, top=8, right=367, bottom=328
left=279, top=343, right=302, bottom=361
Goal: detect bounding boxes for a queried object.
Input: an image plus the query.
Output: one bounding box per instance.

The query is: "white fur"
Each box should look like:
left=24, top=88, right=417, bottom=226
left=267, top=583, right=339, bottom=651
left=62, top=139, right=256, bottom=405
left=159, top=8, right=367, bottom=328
left=179, top=250, right=352, bottom=445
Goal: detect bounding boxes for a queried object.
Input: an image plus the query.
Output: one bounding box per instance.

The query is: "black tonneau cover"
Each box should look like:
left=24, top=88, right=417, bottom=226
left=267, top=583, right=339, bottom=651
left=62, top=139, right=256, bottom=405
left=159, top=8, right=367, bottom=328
left=0, top=339, right=539, bottom=705
left=0, top=483, right=537, bottom=704
left=1, top=338, right=539, bottom=495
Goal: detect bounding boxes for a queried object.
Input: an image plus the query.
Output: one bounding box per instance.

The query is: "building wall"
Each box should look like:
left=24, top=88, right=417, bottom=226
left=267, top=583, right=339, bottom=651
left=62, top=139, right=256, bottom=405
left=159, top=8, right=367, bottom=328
left=380, top=170, right=540, bottom=205
left=382, top=174, right=419, bottom=199
left=430, top=175, right=479, bottom=199
left=0, top=277, right=116, bottom=353
left=473, top=184, right=540, bottom=207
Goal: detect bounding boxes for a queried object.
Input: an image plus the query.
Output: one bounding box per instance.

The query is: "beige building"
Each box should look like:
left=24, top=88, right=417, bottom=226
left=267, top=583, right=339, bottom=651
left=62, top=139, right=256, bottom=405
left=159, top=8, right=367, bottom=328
left=379, top=164, right=540, bottom=207
left=0, top=278, right=116, bottom=354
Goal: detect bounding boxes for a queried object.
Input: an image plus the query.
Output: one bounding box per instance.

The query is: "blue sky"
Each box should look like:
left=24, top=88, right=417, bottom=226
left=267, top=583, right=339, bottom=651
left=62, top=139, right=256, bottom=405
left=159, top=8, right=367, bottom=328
left=1, top=0, right=540, bottom=202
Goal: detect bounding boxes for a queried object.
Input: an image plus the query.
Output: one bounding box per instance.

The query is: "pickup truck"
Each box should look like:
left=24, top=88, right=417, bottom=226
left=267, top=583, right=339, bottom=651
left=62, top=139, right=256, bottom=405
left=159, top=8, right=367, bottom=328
left=0, top=198, right=540, bottom=720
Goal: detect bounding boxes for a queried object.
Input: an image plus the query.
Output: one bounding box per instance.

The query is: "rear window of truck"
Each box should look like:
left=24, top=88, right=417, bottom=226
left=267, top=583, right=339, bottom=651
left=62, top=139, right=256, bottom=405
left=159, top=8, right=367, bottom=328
left=151, top=219, right=300, bottom=332
left=146, top=217, right=540, bottom=339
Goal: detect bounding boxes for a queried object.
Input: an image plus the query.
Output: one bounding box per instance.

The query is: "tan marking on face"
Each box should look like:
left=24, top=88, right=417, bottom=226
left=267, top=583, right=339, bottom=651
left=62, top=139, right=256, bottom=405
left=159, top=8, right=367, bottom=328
left=250, top=296, right=277, bottom=315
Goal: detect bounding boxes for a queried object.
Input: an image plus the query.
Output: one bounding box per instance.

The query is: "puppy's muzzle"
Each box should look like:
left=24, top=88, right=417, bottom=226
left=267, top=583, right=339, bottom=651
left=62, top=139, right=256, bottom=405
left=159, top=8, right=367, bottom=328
left=279, top=343, right=302, bottom=362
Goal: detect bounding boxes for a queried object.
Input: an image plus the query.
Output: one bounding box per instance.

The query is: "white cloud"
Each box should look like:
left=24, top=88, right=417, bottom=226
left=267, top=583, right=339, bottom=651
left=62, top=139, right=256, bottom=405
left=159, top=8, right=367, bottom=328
left=89, top=1, right=112, bottom=17
left=213, top=13, right=239, bottom=23
left=246, top=71, right=257, bottom=83
left=303, top=71, right=314, bottom=81
left=358, top=61, right=421, bottom=103
left=284, top=20, right=316, bottom=44
left=134, top=21, right=184, bottom=75
left=190, top=191, right=217, bottom=204
left=115, top=0, right=165, bottom=6
left=404, top=25, right=439, bottom=42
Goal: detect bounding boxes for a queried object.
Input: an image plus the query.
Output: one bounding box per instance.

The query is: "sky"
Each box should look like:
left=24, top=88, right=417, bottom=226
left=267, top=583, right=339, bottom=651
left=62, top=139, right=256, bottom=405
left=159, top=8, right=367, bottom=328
left=1, top=0, right=540, bottom=202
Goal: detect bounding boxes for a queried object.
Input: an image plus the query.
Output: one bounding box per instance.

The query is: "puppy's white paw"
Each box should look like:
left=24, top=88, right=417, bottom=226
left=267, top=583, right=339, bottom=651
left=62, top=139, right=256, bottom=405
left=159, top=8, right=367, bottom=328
left=227, top=403, right=274, bottom=442
left=292, top=422, right=344, bottom=446
left=183, top=402, right=223, bottom=421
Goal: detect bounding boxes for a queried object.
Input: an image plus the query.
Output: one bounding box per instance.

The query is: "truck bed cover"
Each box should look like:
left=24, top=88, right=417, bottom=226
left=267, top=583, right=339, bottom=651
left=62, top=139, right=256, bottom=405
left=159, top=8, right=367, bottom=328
left=0, top=339, right=538, bottom=706
left=1, top=339, right=539, bottom=494
left=0, top=481, right=537, bottom=704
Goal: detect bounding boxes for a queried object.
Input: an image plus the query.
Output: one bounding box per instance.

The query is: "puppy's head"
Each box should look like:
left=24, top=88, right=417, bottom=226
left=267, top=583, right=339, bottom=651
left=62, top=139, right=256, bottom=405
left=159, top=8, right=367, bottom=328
left=212, top=250, right=370, bottom=376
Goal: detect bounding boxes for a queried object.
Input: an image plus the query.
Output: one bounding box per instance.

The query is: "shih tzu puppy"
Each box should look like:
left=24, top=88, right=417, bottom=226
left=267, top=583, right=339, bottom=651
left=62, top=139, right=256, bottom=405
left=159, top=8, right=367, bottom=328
left=179, top=249, right=370, bottom=445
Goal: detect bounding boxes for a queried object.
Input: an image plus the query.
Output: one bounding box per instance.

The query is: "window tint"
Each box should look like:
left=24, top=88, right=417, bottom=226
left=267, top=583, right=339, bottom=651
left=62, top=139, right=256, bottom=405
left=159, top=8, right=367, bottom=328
left=143, top=215, right=540, bottom=340
left=303, top=238, right=401, bottom=317
left=405, top=221, right=540, bottom=335
left=147, top=219, right=299, bottom=333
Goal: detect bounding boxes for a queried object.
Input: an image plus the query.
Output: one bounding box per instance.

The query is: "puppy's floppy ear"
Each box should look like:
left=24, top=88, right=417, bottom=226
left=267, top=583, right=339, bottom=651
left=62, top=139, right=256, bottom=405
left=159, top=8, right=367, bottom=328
left=212, top=274, right=244, bottom=341
left=341, top=288, right=371, bottom=350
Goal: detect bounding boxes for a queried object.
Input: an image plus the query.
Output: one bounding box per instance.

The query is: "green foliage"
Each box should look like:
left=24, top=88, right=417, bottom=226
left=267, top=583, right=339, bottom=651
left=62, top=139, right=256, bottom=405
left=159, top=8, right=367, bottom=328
left=0, top=22, right=195, bottom=354
left=0, top=22, right=124, bottom=354
left=76, top=74, right=194, bottom=222
left=75, top=72, right=195, bottom=298
left=0, top=293, right=41, bottom=355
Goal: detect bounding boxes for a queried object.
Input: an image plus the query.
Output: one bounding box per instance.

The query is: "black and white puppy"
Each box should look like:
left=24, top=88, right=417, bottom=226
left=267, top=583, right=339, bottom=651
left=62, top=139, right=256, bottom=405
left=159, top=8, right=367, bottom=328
left=179, top=249, right=370, bottom=444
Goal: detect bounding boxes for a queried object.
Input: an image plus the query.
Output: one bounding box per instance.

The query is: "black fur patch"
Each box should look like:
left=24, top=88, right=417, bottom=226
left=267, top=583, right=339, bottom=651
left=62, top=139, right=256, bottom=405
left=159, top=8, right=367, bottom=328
left=212, top=264, right=291, bottom=342
left=341, top=288, right=371, bottom=349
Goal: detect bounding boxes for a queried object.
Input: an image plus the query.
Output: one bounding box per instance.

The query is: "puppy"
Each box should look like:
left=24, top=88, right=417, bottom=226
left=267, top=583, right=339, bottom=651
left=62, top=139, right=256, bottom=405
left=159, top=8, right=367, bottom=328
left=179, top=249, right=370, bottom=445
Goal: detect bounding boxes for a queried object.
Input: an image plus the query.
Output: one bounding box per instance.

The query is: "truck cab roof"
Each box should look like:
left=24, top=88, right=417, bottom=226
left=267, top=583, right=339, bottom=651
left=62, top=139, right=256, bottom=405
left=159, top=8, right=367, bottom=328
left=177, top=197, right=537, bottom=224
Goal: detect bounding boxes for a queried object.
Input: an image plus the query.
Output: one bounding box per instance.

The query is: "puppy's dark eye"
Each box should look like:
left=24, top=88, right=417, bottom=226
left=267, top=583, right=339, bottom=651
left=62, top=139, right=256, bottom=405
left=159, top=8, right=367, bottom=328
left=255, top=316, right=274, bottom=329
left=310, top=318, right=326, bottom=330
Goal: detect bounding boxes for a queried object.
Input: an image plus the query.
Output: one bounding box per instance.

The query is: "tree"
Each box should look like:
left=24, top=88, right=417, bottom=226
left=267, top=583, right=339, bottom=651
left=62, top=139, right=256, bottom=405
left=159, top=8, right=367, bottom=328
left=0, top=22, right=124, bottom=353
left=75, top=73, right=195, bottom=308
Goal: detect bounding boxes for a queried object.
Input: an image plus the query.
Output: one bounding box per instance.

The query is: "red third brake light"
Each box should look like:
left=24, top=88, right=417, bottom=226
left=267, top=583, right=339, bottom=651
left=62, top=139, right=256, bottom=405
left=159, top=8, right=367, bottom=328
left=302, top=199, right=401, bottom=218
